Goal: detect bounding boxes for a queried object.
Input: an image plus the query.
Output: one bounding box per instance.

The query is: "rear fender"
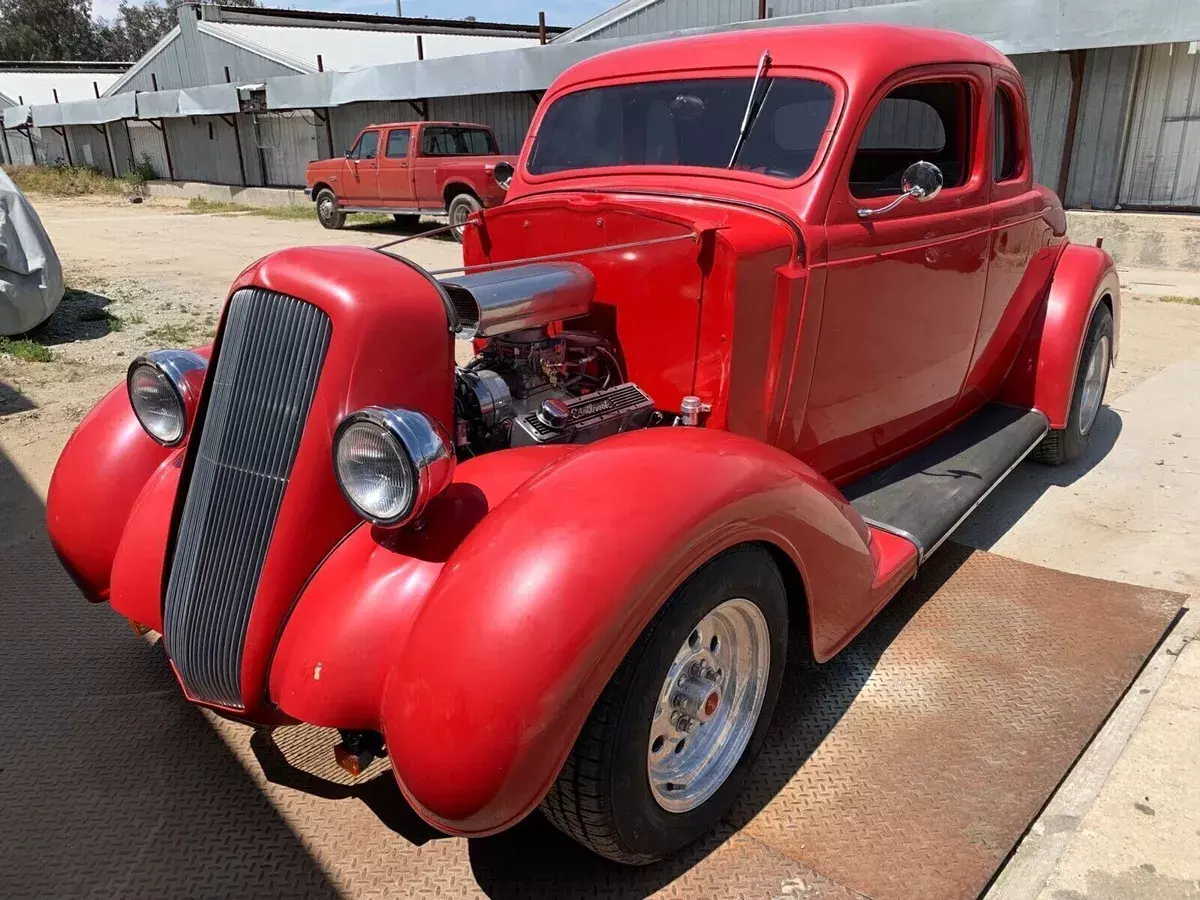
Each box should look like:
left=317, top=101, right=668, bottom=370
left=381, top=427, right=878, bottom=837
left=46, top=347, right=210, bottom=602
left=1000, top=243, right=1120, bottom=427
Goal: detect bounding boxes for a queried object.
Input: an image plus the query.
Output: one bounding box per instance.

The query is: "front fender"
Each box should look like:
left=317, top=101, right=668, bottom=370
left=1001, top=243, right=1120, bottom=427
left=47, top=347, right=211, bottom=603
left=382, top=427, right=876, bottom=837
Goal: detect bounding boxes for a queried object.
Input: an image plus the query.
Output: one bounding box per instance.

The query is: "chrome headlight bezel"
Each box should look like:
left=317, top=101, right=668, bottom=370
left=333, top=407, right=455, bottom=528
left=126, top=350, right=207, bottom=447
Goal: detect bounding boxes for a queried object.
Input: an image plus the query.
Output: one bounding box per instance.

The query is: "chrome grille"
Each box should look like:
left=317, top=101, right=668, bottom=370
left=163, top=288, right=331, bottom=709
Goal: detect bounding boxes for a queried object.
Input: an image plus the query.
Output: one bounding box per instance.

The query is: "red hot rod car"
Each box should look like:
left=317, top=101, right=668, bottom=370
left=48, top=25, right=1118, bottom=864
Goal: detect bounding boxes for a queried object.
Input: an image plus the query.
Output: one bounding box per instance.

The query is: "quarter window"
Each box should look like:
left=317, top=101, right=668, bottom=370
left=386, top=129, right=411, bottom=159
left=422, top=127, right=498, bottom=156
left=850, top=81, right=974, bottom=198
left=993, top=88, right=1019, bottom=181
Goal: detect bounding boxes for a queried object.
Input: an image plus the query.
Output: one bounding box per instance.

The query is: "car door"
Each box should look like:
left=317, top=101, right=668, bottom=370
left=797, top=66, right=992, bottom=482
left=377, top=126, right=415, bottom=208
left=343, top=129, right=381, bottom=205
left=958, top=72, right=1061, bottom=409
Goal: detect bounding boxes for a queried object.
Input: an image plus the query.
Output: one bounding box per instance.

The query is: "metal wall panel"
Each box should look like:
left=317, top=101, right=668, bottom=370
left=1065, top=46, right=1139, bottom=208
left=64, top=124, right=115, bottom=175
left=41, top=127, right=69, bottom=165
left=329, top=101, right=422, bottom=154
left=108, top=120, right=135, bottom=175
left=114, top=28, right=304, bottom=94
left=1121, top=42, right=1200, bottom=210
left=164, top=114, right=246, bottom=184
left=252, top=111, right=321, bottom=186
left=1013, top=52, right=1072, bottom=191
left=126, top=120, right=170, bottom=179
left=1, top=128, right=38, bottom=165
left=427, top=92, right=538, bottom=154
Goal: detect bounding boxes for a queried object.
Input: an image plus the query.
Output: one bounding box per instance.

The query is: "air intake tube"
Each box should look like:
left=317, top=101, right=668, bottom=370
left=439, top=262, right=594, bottom=338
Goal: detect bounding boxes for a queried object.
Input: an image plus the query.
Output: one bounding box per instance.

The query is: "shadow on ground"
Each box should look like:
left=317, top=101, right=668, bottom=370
left=0, top=396, right=342, bottom=900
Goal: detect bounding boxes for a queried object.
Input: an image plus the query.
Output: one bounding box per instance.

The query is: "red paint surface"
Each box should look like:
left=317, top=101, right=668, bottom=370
left=306, top=121, right=509, bottom=214
left=49, top=24, right=1122, bottom=841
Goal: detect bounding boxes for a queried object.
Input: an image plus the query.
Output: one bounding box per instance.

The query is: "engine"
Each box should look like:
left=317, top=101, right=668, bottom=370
left=440, top=261, right=657, bottom=456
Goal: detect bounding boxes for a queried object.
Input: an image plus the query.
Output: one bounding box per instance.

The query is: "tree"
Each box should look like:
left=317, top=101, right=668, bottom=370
left=0, top=0, right=102, bottom=61
left=0, top=0, right=261, bottom=64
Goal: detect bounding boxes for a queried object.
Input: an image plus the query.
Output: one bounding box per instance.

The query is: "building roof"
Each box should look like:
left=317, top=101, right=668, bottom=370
left=555, top=0, right=662, bottom=42
left=0, top=70, right=123, bottom=108
left=200, top=21, right=542, bottom=72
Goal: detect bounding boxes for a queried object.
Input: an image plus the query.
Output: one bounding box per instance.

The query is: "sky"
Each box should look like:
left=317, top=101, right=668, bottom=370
left=91, top=0, right=616, bottom=28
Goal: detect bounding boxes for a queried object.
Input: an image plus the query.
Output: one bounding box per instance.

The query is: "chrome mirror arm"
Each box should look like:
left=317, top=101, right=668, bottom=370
left=856, top=186, right=925, bottom=219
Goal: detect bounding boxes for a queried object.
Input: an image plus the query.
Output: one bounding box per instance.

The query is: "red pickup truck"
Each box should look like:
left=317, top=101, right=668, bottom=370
left=304, top=121, right=511, bottom=240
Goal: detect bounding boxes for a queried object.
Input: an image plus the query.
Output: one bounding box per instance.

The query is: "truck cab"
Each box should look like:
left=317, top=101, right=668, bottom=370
left=304, top=120, right=512, bottom=240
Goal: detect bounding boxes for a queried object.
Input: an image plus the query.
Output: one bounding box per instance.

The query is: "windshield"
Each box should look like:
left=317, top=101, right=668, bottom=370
left=527, top=77, right=835, bottom=180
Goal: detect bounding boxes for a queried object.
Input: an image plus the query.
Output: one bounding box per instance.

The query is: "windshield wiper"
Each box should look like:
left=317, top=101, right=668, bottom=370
left=728, top=50, right=772, bottom=169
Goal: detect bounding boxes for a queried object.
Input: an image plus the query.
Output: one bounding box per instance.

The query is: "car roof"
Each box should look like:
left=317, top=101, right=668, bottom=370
left=362, top=121, right=493, bottom=129
left=553, top=24, right=1014, bottom=92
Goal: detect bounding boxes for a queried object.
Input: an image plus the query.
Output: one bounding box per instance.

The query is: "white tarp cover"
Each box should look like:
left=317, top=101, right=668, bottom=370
left=0, top=169, right=64, bottom=335
left=31, top=93, right=136, bottom=127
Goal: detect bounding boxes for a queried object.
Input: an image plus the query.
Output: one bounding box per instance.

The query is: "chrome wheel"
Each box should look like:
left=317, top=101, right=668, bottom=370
left=647, top=597, right=771, bottom=813
left=1079, top=334, right=1110, bottom=436
left=318, top=195, right=335, bottom=224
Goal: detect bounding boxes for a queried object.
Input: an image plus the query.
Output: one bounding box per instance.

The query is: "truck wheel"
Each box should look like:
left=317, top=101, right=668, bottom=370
left=541, top=545, right=788, bottom=864
left=1035, top=303, right=1114, bottom=466
left=316, top=188, right=345, bottom=230
left=447, top=193, right=482, bottom=243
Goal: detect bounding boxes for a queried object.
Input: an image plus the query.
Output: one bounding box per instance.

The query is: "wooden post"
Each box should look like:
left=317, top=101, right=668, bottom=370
left=53, top=88, right=60, bottom=103
left=1, top=126, right=12, bottom=165
left=324, top=108, right=335, bottom=157
left=758, top=0, right=767, bottom=17
left=317, top=54, right=324, bottom=72
left=151, top=73, right=159, bottom=91
left=416, top=35, right=423, bottom=60
left=100, top=123, right=116, bottom=176
left=1057, top=49, right=1087, bottom=204
left=224, top=65, right=231, bottom=82
left=538, top=11, right=547, bottom=44
left=93, top=81, right=100, bottom=98
left=224, top=115, right=247, bottom=186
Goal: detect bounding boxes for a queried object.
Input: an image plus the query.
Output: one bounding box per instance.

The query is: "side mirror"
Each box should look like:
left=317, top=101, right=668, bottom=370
left=494, top=161, right=515, bottom=191
left=857, top=160, right=945, bottom=219
left=902, top=160, right=944, bottom=202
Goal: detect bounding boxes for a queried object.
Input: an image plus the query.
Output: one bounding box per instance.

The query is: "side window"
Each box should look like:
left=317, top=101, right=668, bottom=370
left=422, top=127, right=498, bottom=156
left=850, top=80, right=974, bottom=199
left=993, top=87, right=1019, bottom=181
left=386, top=129, right=411, bottom=159
left=350, top=130, right=380, bottom=160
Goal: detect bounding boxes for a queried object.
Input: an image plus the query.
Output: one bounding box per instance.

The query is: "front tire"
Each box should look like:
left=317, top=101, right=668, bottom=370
left=315, top=188, right=345, bottom=230
left=446, top=193, right=482, bottom=243
left=1035, top=303, right=1114, bottom=466
left=541, top=545, right=788, bottom=864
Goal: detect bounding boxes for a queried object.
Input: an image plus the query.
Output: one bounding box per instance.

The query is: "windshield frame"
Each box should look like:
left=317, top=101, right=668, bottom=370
left=520, top=64, right=846, bottom=191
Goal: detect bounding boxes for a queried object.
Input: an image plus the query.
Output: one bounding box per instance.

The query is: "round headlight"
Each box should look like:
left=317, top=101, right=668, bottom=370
left=127, top=350, right=207, bottom=446
left=333, top=407, right=454, bottom=527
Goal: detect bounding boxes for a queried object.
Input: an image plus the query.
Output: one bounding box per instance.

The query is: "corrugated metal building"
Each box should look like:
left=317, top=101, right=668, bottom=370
left=5, top=0, right=1199, bottom=212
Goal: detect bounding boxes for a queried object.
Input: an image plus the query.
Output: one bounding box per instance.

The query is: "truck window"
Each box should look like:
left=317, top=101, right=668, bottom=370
left=527, top=77, right=836, bottom=180
left=850, top=81, right=973, bottom=198
left=386, top=129, right=411, bottom=159
left=350, top=130, right=380, bottom=160
left=993, top=87, right=1019, bottom=181
left=422, top=127, right=498, bottom=156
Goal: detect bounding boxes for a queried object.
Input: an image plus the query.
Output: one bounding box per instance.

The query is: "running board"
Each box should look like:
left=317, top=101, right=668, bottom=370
left=844, top=404, right=1049, bottom=564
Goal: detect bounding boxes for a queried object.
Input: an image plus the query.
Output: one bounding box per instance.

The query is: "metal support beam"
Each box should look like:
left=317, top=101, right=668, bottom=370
left=315, top=108, right=335, bottom=158
left=92, top=122, right=117, bottom=176
left=1057, top=49, right=1088, bottom=204
left=759, top=0, right=767, bottom=18
left=0, top=127, right=11, bottom=165
left=538, top=11, right=547, bottom=44
left=407, top=99, right=428, bottom=120
left=221, top=114, right=248, bottom=186
left=51, top=125, right=73, bottom=166
left=149, top=119, right=175, bottom=180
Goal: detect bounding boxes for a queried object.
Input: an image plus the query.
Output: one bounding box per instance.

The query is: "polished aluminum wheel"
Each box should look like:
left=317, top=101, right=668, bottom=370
left=1079, top=334, right=1110, bottom=436
left=318, top=195, right=335, bottom=224
left=647, top=597, right=771, bottom=813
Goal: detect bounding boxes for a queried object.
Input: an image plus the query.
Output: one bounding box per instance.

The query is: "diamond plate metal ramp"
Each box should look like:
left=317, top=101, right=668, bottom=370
left=0, top=427, right=1183, bottom=900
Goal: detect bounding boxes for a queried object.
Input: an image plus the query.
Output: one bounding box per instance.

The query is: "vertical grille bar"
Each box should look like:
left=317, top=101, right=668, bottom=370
left=163, top=288, right=331, bottom=709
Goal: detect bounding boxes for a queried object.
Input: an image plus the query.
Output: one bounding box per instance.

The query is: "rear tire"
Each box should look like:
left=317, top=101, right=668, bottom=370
left=315, top=188, right=345, bottom=230
left=1035, top=302, right=1114, bottom=466
left=446, top=193, right=482, bottom=243
left=540, top=545, right=788, bottom=864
